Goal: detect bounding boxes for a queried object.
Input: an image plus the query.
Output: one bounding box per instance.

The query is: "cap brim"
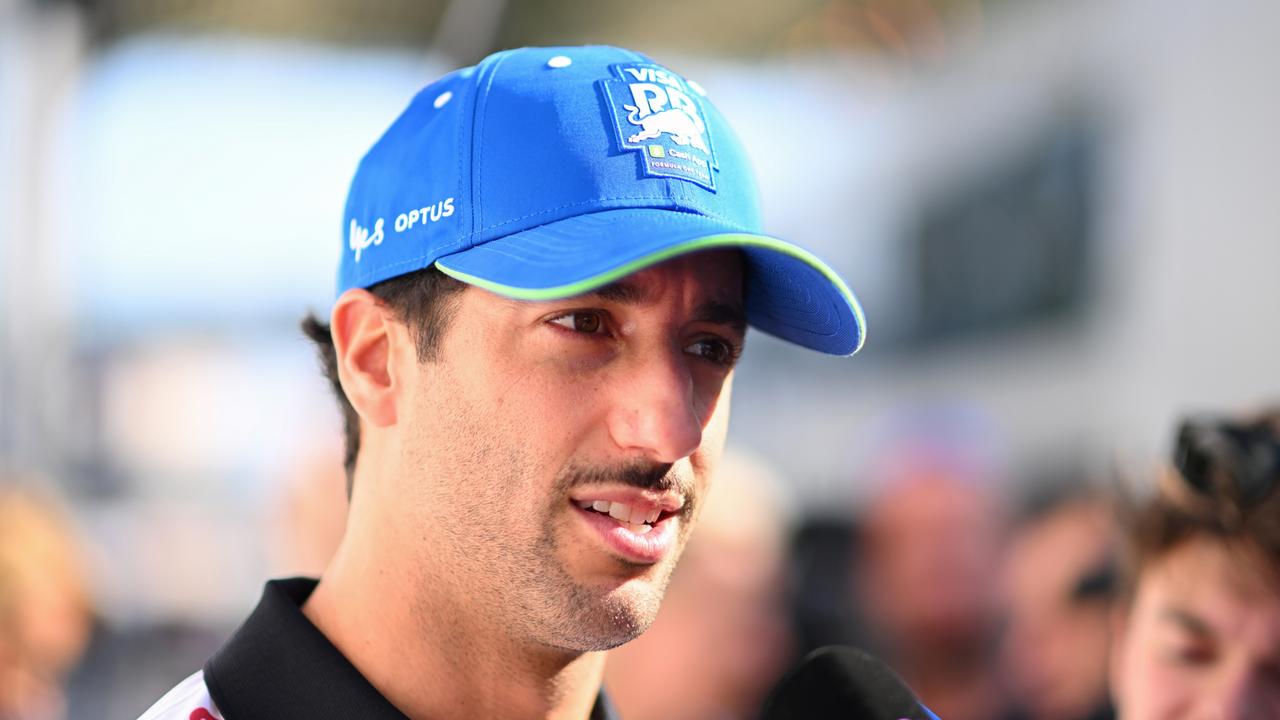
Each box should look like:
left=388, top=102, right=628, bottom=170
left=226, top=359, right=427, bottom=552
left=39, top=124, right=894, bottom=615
left=434, top=208, right=865, bottom=355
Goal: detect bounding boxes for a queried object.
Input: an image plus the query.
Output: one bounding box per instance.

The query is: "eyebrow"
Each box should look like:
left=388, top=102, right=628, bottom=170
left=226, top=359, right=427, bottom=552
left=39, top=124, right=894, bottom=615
left=1159, top=607, right=1214, bottom=637
left=694, top=300, right=747, bottom=333
left=590, top=281, right=747, bottom=332
left=593, top=281, right=647, bottom=305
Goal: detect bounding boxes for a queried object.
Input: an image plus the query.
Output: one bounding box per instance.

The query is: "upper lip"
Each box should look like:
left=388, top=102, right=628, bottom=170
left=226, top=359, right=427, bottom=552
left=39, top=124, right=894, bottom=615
left=568, top=487, right=685, bottom=516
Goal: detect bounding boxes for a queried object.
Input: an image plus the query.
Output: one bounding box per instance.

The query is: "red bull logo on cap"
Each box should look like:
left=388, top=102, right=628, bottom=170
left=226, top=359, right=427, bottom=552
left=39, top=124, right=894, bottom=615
left=599, top=63, right=719, bottom=191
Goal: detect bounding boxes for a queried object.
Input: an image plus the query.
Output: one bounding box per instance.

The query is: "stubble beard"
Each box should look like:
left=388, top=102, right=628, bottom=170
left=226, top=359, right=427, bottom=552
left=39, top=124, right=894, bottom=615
left=504, top=461, right=695, bottom=653
left=415, top=424, right=695, bottom=655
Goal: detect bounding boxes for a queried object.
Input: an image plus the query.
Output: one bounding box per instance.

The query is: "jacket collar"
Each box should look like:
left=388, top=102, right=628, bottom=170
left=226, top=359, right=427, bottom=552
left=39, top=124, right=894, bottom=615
left=205, top=578, right=620, bottom=720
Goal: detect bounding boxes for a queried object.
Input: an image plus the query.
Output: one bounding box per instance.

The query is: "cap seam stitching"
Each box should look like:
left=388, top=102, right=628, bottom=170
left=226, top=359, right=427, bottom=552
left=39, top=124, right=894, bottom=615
left=456, top=69, right=469, bottom=241
left=472, top=50, right=514, bottom=236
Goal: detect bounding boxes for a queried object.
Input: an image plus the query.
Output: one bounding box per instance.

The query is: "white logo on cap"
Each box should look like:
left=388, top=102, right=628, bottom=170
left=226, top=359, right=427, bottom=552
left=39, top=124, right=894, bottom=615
left=349, top=218, right=384, bottom=263
left=622, top=79, right=708, bottom=153
left=601, top=63, right=718, bottom=190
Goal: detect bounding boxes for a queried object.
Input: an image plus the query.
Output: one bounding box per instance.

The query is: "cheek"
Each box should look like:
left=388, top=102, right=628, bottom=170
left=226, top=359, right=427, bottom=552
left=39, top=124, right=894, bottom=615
left=1118, top=635, right=1195, bottom=719
left=701, top=376, right=733, bottom=442
left=691, top=363, right=733, bottom=420
left=398, top=360, right=534, bottom=500
left=443, top=360, right=608, bottom=505
left=492, top=351, right=610, bottom=425
left=440, top=353, right=594, bottom=456
left=689, top=381, right=732, bottom=484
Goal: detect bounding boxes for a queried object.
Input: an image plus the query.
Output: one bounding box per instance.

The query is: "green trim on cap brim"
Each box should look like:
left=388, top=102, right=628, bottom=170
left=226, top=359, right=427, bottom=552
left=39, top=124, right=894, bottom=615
left=434, top=233, right=866, bottom=354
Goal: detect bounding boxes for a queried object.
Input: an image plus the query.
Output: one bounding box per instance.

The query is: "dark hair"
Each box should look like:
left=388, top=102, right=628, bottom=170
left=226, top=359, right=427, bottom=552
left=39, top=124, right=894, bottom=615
left=1120, top=408, right=1280, bottom=598
left=301, top=268, right=466, bottom=497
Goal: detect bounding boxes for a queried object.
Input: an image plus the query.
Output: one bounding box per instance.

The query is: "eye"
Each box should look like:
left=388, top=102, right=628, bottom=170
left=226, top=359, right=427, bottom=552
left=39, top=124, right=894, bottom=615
left=549, top=310, right=607, bottom=335
left=1165, top=642, right=1215, bottom=667
left=685, top=337, right=741, bottom=367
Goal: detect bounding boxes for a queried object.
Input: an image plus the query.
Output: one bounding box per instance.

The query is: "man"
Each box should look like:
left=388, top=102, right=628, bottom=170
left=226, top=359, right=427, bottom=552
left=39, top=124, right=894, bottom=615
left=1110, top=409, right=1280, bottom=720
left=0, top=486, right=93, bottom=720
left=854, top=421, right=1015, bottom=720
left=138, top=45, right=864, bottom=720
left=1001, top=488, right=1117, bottom=720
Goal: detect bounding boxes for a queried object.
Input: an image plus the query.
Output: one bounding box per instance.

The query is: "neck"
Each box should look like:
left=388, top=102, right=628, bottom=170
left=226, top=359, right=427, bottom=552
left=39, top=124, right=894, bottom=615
left=302, top=509, right=606, bottom=720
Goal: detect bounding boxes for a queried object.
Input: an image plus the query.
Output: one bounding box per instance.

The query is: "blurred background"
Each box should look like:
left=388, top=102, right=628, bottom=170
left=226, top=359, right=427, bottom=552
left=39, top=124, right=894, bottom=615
left=1, top=0, right=1278, bottom=718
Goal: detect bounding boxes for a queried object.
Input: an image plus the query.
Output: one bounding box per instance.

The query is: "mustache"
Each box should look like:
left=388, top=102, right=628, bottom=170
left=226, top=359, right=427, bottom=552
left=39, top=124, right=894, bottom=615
left=561, top=461, right=691, bottom=498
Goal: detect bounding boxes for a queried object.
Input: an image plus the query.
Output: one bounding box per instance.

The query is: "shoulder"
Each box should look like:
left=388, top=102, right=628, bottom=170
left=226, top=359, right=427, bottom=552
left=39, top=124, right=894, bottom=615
left=136, top=670, right=224, bottom=720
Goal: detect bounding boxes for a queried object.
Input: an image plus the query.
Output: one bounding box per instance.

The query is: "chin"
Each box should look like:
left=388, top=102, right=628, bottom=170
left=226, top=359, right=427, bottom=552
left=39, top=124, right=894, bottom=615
left=553, top=578, right=666, bottom=653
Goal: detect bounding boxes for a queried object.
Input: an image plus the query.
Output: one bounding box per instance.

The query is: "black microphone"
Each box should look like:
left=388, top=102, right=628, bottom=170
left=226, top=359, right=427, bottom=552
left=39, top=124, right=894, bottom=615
left=761, top=646, right=940, bottom=720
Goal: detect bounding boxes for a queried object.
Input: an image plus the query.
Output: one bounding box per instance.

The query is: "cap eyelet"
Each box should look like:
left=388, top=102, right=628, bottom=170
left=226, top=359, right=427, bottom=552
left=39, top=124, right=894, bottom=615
left=433, top=91, right=453, bottom=109
left=547, top=55, right=572, bottom=69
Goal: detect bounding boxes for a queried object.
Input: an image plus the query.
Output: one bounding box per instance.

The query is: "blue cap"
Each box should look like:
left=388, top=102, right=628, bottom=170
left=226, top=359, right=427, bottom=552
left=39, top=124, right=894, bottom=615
left=341, top=46, right=865, bottom=355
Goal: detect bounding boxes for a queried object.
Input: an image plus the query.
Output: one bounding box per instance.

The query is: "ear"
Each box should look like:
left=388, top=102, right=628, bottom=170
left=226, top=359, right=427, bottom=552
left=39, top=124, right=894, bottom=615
left=330, top=289, right=402, bottom=429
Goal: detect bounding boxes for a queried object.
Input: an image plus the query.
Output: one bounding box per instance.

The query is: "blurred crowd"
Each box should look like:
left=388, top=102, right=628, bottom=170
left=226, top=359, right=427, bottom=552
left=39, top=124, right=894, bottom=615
left=0, top=489, right=92, bottom=720
left=2, top=406, right=1277, bottom=719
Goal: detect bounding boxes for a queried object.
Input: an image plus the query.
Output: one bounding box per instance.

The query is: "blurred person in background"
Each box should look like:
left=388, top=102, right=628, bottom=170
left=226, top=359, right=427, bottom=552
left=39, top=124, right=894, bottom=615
left=1001, top=485, right=1117, bottom=720
left=604, top=450, right=795, bottom=720
left=854, top=417, right=1018, bottom=720
left=1110, top=408, right=1280, bottom=720
left=267, top=442, right=349, bottom=579
left=0, top=486, right=93, bottom=720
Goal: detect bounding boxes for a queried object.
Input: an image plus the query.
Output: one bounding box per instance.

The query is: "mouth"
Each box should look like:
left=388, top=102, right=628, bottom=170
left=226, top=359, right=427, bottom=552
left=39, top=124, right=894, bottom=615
left=569, top=492, right=684, bottom=564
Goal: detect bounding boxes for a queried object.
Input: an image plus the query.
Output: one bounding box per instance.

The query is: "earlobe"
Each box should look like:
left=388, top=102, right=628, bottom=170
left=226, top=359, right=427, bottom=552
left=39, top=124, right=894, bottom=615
left=331, top=289, right=399, bottom=428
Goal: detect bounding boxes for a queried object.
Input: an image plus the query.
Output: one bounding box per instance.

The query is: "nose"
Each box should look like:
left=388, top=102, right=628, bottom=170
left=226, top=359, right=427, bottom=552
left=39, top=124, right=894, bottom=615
left=606, top=350, right=703, bottom=464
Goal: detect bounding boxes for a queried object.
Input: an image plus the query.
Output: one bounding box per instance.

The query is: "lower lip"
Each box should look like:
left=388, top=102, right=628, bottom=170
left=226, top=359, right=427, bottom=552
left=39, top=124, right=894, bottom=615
left=572, top=504, right=680, bottom=564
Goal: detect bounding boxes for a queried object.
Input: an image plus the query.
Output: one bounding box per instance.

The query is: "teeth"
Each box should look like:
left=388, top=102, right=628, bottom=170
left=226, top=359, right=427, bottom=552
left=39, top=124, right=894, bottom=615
left=579, top=499, right=662, bottom=528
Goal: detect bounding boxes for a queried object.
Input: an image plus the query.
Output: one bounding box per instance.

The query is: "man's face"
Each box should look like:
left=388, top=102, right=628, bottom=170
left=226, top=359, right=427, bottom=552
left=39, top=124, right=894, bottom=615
left=1001, top=501, right=1114, bottom=720
left=1112, top=537, right=1280, bottom=720
left=389, top=250, right=744, bottom=653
